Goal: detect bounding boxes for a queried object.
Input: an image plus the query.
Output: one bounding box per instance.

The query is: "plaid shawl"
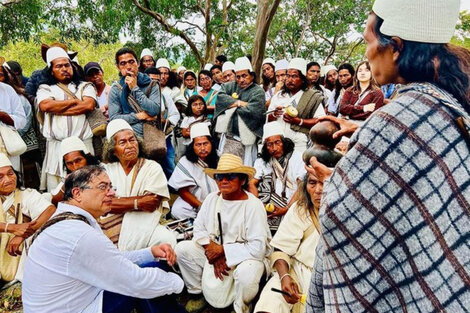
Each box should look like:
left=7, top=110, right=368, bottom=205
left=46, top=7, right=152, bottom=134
left=307, top=83, right=470, bottom=313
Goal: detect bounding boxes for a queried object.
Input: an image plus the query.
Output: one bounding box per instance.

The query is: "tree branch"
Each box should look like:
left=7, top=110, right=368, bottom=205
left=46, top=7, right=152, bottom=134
left=176, top=20, right=206, bottom=34
left=343, top=37, right=364, bottom=63
left=130, top=0, right=204, bottom=65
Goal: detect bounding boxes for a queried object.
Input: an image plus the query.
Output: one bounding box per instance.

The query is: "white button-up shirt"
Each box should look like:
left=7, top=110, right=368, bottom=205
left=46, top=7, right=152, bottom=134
left=22, top=203, right=184, bottom=313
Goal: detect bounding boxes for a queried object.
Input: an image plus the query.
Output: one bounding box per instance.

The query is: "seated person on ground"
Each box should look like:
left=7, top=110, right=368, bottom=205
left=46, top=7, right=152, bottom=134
left=101, top=119, right=176, bottom=250
left=168, top=123, right=219, bottom=220
left=175, top=154, right=272, bottom=313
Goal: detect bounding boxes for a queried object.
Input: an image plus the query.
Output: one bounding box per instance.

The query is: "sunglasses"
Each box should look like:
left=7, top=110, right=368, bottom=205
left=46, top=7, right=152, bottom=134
left=214, top=173, right=239, bottom=181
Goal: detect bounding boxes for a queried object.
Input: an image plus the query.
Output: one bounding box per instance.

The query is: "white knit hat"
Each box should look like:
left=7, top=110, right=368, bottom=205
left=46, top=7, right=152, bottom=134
left=190, top=123, right=211, bottom=142
left=156, top=58, right=170, bottom=70
left=60, top=136, right=89, bottom=158
left=222, top=61, right=235, bottom=72
left=106, top=119, right=134, bottom=141
left=177, top=66, right=186, bottom=73
left=321, top=64, right=338, bottom=77
left=262, top=58, right=275, bottom=66
left=234, top=57, right=252, bottom=72
left=262, top=122, right=284, bottom=143
left=288, top=58, right=307, bottom=76
left=275, top=59, right=289, bottom=72
left=46, top=47, right=70, bottom=68
left=0, top=153, right=12, bottom=168
left=204, top=63, right=213, bottom=71
left=372, top=0, right=459, bottom=44
left=140, top=48, right=153, bottom=59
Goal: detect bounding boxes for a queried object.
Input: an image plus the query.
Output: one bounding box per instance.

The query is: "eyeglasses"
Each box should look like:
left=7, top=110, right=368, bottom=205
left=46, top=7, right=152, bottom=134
left=214, top=173, right=239, bottom=181
left=118, top=59, right=136, bottom=67
left=83, top=183, right=116, bottom=193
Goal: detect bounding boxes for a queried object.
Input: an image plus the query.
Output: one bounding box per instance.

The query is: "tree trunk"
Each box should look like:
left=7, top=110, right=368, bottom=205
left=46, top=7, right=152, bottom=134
left=251, top=0, right=282, bottom=80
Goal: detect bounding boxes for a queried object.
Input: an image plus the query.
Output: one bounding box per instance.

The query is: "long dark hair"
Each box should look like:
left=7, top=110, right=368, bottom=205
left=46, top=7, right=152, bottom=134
left=374, top=15, right=470, bottom=112
left=261, top=136, right=295, bottom=162
left=42, top=61, right=83, bottom=86
left=262, top=63, right=276, bottom=90
left=63, top=151, right=100, bottom=174
left=1, top=65, right=26, bottom=97
left=334, top=63, right=355, bottom=102
left=307, top=61, right=322, bottom=92
left=185, top=95, right=208, bottom=117
left=184, top=136, right=219, bottom=168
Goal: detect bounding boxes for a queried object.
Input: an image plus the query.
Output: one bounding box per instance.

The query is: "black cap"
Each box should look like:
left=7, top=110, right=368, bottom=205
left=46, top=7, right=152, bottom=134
left=84, top=62, right=103, bottom=75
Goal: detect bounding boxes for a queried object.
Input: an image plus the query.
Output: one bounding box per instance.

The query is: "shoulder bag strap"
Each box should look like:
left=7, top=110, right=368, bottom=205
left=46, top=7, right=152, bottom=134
left=30, top=212, right=91, bottom=245
left=57, top=83, right=79, bottom=100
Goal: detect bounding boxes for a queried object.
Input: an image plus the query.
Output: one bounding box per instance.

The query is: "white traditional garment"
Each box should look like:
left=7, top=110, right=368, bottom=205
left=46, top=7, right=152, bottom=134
left=253, top=150, right=306, bottom=201
left=0, top=82, right=27, bottom=170
left=179, top=116, right=211, bottom=146
left=1, top=188, right=52, bottom=281
left=176, top=191, right=272, bottom=313
left=163, top=85, right=187, bottom=107
left=254, top=201, right=321, bottom=313
left=103, top=159, right=176, bottom=250
left=168, top=156, right=218, bottom=219
left=96, top=84, right=111, bottom=108
left=268, top=90, right=325, bottom=153
left=36, top=82, right=96, bottom=191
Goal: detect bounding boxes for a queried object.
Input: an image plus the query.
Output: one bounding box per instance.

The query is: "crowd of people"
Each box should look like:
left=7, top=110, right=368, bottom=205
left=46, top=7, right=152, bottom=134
left=0, top=0, right=468, bottom=312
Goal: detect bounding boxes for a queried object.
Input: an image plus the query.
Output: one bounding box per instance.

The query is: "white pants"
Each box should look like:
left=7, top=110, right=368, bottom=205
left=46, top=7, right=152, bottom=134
left=175, top=240, right=265, bottom=313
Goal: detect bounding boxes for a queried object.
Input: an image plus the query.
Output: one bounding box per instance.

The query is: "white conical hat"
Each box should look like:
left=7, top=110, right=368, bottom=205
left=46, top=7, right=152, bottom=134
left=262, top=122, right=284, bottom=143
left=234, top=57, right=252, bottom=72
left=204, top=63, right=213, bottom=71
left=156, top=58, right=170, bottom=70
left=321, top=64, right=338, bottom=77
left=46, top=47, right=70, bottom=68
left=190, top=123, right=211, bottom=142
left=275, top=59, right=289, bottom=72
left=0, top=153, right=12, bottom=168
left=288, top=58, right=307, bottom=76
left=222, top=61, right=235, bottom=72
left=372, top=0, right=459, bottom=44
left=106, top=119, right=133, bottom=141
left=140, top=48, right=153, bottom=59
left=262, top=57, right=275, bottom=66
left=60, top=136, right=89, bottom=158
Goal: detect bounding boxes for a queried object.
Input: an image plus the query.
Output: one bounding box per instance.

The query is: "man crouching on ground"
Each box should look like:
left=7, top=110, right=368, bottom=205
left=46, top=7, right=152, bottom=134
left=21, top=165, right=185, bottom=313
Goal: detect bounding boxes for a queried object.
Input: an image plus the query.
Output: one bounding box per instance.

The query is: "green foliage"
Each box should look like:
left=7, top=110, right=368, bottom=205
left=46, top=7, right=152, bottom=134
left=0, top=35, right=123, bottom=84
left=451, top=11, right=470, bottom=49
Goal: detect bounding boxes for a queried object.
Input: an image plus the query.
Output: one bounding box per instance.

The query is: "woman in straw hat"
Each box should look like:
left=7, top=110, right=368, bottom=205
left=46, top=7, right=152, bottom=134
left=175, top=153, right=272, bottom=313
left=306, top=0, right=470, bottom=312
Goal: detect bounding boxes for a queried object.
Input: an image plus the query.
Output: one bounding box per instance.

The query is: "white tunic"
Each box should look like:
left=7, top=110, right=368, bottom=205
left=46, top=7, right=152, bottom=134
left=253, top=150, right=306, bottom=201
left=268, top=90, right=325, bottom=152
left=168, top=157, right=218, bottom=219
left=193, top=192, right=272, bottom=267
left=103, top=159, right=175, bottom=250
left=36, top=82, right=96, bottom=182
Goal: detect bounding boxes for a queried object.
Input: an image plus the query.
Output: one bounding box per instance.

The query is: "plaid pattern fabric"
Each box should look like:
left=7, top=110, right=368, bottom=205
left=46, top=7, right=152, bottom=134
left=307, top=85, right=470, bottom=313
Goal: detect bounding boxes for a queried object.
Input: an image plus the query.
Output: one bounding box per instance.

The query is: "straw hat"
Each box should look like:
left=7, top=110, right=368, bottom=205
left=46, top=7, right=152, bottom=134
left=204, top=154, right=255, bottom=180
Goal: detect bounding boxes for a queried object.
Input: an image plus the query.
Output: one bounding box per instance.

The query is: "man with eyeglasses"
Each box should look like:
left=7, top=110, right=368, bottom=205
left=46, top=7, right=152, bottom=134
left=267, top=58, right=326, bottom=153
left=22, top=165, right=186, bottom=313
left=249, top=122, right=306, bottom=233
left=214, top=57, right=266, bottom=166
left=176, top=153, right=271, bottom=313
left=36, top=46, right=97, bottom=192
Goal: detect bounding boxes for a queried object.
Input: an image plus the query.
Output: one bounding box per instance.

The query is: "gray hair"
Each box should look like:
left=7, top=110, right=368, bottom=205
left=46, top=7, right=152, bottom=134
left=102, top=132, right=145, bottom=163
left=63, top=165, right=106, bottom=200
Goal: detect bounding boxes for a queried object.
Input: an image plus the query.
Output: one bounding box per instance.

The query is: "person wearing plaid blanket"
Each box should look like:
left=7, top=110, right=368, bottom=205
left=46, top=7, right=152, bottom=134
left=307, top=0, right=470, bottom=312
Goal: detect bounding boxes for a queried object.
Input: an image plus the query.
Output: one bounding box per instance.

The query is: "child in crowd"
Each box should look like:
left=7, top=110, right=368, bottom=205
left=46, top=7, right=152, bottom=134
left=180, top=95, right=212, bottom=147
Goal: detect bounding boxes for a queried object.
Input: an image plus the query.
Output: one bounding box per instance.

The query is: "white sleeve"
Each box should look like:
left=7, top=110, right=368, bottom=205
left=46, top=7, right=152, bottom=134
left=81, top=83, right=97, bottom=101
left=36, top=84, right=55, bottom=105
left=22, top=189, right=53, bottom=220
left=164, top=94, right=180, bottom=126
left=253, top=158, right=268, bottom=180
left=4, top=86, right=27, bottom=130
left=192, top=193, right=215, bottom=246
left=69, top=229, right=184, bottom=298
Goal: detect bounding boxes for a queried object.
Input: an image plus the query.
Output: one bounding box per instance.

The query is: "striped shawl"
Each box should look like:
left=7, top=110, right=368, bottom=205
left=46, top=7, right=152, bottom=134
left=307, top=83, right=470, bottom=313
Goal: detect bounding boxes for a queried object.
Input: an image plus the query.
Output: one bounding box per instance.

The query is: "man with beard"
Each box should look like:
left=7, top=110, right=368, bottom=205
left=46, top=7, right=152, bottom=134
left=36, top=47, right=97, bottom=192
left=267, top=58, right=326, bottom=153
left=326, top=63, right=355, bottom=115
left=84, top=62, right=110, bottom=118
